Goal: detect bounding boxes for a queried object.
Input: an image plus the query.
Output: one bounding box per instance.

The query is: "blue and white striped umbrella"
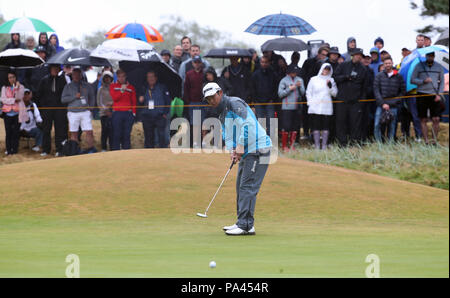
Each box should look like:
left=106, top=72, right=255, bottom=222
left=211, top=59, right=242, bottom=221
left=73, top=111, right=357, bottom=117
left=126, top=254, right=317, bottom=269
left=245, top=13, right=316, bottom=37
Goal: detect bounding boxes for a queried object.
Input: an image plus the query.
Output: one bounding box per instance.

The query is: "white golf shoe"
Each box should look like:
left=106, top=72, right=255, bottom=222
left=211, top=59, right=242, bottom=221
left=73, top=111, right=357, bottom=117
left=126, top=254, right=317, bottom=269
left=225, top=227, right=256, bottom=236
left=223, top=224, right=238, bottom=231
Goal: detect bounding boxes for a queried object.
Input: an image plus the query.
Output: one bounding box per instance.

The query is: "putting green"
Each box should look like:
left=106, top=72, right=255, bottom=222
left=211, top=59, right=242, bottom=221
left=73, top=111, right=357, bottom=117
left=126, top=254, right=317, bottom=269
left=0, top=150, right=448, bottom=277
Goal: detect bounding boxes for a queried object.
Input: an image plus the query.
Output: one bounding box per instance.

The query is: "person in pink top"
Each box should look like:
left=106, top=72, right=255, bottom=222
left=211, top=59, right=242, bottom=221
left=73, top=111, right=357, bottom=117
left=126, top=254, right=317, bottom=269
left=1, top=70, right=25, bottom=155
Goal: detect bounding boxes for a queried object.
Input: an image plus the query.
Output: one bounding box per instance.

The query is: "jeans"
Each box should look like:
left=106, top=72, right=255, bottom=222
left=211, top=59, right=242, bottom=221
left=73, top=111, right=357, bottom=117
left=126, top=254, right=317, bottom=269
left=4, top=115, right=20, bottom=154
left=111, top=111, right=134, bottom=150
left=27, top=127, right=43, bottom=147
left=374, top=107, right=398, bottom=142
left=142, top=114, right=167, bottom=148
left=255, top=104, right=275, bottom=136
left=100, top=116, right=113, bottom=150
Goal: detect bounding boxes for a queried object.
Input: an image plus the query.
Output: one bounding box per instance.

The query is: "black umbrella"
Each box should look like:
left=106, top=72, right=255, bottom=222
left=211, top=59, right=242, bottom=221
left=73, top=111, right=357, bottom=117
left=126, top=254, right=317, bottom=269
left=0, top=48, right=45, bottom=68
left=435, top=28, right=449, bottom=47
left=205, top=48, right=252, bottom=58
left=119, top=60, right=182, bottom=98
left=46, top=48, right=112, bottom=67
left=261, top=37, right=309, bottom=52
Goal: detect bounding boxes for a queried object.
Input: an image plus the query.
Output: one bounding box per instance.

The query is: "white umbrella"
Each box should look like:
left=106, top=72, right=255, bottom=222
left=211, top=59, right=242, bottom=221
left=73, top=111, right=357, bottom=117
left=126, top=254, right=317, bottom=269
left=434, top=46, right=449, bottom=71
left=90, top=37, right=156, bottom=62
left=0, top=48, right=44, bottom=68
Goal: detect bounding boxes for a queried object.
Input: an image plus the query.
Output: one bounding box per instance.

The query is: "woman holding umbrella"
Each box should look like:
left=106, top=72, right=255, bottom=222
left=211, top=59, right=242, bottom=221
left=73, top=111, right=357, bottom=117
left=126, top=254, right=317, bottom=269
left=1, top=70, right=25, bottom=155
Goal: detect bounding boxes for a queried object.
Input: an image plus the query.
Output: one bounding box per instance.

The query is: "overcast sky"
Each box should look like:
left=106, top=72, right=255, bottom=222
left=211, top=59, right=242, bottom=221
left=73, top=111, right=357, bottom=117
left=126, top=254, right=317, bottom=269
left=0, top=0, right=448, bottom=63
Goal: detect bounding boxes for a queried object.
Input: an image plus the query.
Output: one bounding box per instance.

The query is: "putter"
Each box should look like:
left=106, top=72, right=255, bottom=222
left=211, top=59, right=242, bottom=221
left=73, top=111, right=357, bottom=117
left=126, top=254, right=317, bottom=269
left=197, top=161, right=235, bottom=218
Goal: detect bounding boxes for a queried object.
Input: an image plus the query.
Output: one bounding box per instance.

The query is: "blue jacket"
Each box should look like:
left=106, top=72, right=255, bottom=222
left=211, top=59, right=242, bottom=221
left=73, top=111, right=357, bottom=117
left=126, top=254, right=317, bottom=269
left=369, top=47, right=382, bottom=75
left=49, top=34, right=65, bottom=53
left=218, top=95, right=272, bottom=157
left=140, top=82, right=171, bottom=118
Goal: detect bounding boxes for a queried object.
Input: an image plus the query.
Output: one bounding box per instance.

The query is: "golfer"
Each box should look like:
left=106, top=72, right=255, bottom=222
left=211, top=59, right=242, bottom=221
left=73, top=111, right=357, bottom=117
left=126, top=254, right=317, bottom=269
left=202, top=82, right=272, bottom=236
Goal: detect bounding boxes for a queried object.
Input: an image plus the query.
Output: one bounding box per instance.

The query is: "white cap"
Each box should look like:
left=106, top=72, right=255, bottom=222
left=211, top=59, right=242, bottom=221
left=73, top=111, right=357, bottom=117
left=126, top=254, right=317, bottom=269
left=203, top=82, right=221, bottom=99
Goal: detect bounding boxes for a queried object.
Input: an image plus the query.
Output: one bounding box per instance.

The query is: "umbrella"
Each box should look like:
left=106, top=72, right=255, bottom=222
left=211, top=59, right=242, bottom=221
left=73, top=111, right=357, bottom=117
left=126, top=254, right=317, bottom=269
left=92, top=38, right=181, bottom=97
left=205, top=48, right=252, bottom=58
left=0, top=17, right=54, bottom=33
left=91, top=37, right=156, bottom=62
left=399, top=46, right=448, bottom=92
left=245, top=13, right=316, bottom=37
left=105, top=23, right=164, bottom=43
left=435, top=28, right=449, bottom=47
left=46, top=48, right=112, bottom=67
left=0, top=48, right=44, bottom=68
left=260, top=37, right=309, bottom=52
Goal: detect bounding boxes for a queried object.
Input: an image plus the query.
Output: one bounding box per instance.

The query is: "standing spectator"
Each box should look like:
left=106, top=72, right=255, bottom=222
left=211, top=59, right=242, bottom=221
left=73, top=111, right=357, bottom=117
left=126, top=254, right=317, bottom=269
left=328, top=47, right=341, bottom=72
left=373, top=57, right=406, bottom=142
left=249, top=48, right=260, bottom=71
left=97, top=71, right=114, bottom=151
left=424, top=35, right=432, bottom=47
left=178, top=45, right=211, bottom=83
left=306, top=63, right=337, bottom=150
left=250, top=56, right=279, bottom=136
left=242, top=56, right=256, bottom=74
left=3, top=33, right=25, bottom=50
left=334, top=48, right=369, bottom=146
left=342, top=37, right=357, bottom=62
left=37, top=32, right=56, bottom=59
left=369, top=47, right=381, bottom=75
left=25, top=36, right=36, bottom=51
left=138, top=71, right=171, bottom=149
left=300, top=46, right=329, bottom=140
left=288, top=52, right=302, bottom=76
left=184, top=56, right=206, bottom=147
left=160, top=49, right=172, bottom=65
left=411, top=52, right=445, bottom=145
left=380, top=50, right=391, bottom=61
left=416, top=34, right=425, bottom=49
left=27, top=46, right=49, bottom=95
left=181, top=36, right=192, bottom=62
left=278, top=65, right=305, bottom=151
left=262, top=50, right=283, bottom=74
left=20, top=89, right=43, bottom=152
left=362, top=54, right=376, bottom=141
left=1, top=70, right=24, bottom=155
left=172, top=45, right=183, bottom=72
left=61, top=67, right=96, bottom=153
left=374, top=37, right=384, bottom=51
left=221, top=56, right=251, bottom=103
left=49, top=34, right=65, bottom=54
left=327, top=46, right=341, bottom=144
left=109, top=69, right=137, bottom=150
left=36, top=64, right=67, bottom=157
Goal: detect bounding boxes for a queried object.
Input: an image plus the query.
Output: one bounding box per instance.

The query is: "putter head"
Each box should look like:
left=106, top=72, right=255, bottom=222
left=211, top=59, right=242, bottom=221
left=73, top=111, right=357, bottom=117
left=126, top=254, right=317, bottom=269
left=196, top=213, right=208, bottom=218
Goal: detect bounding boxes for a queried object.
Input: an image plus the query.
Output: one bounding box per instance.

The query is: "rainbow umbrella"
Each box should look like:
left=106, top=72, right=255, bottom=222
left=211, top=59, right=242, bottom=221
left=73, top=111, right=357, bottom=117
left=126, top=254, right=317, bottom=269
left=105, top=23, right=164, bottom=43
left=0, top=17, right=54, bottom=33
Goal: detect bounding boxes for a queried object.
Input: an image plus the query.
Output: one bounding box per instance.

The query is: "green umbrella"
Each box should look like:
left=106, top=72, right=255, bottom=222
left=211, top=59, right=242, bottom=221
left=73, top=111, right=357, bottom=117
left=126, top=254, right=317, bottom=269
left=0, top=17, right=54, bottom=33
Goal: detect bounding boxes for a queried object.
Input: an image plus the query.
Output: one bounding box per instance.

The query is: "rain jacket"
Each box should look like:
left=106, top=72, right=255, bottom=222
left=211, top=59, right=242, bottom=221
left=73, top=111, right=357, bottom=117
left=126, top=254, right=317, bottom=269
left=342, top=37, right=357, bottom=62
left=334, top=59, right=369, bottom=103
left=221, top=64, right=251, bottom=103
left=140, top=82, right=171, bottom=118
left=1, top=84, right=25, bottom=120
left=411, top=61, right=445, bottom=95
left=278, top=75, right=305, bottom=111
left=217, top=95, right=272, bottom=157
left=369, top=47, right=382, bottom=75
left=49, top=34, right=65, bottom=53
left=38, top=32, right=56, bottom=58
left=306, top=63, right=338, bottom=115
left=109, top=82, right=137, bottom=114
left=250, top=67, right=278, bottom=103
left=3, top=33, right=25, bottom=50
left=61, top=80, right=95, bottom=113
left=36, top=73, right=67, bottom=108
left=20, top=101, right=43, bottom=131
left=373, top=69, right=406, bottom=107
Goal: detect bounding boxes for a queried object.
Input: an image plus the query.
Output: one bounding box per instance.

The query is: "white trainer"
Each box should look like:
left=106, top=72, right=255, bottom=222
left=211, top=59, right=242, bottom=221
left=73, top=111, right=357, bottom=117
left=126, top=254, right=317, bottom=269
left=32, top=146, right=40, bottom=152
left=225, top=227, right=249, bottom=236
left=223, top=224, right=238, bottom=231
left=40, top=152, right=48, bottom=157
left=247, top=227, right=256, bottom=235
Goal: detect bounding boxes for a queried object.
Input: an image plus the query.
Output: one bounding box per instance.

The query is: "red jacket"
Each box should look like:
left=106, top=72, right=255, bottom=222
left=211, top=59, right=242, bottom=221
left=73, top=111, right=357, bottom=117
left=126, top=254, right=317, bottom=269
left=183, top=69, right=204, bottom=104
left=109, top=83, right=137, bottom=114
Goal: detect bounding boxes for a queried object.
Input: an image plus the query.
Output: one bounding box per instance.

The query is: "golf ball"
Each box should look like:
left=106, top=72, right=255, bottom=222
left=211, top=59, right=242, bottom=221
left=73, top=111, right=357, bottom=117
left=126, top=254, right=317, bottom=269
left=209, top=261, right=216, bottom=268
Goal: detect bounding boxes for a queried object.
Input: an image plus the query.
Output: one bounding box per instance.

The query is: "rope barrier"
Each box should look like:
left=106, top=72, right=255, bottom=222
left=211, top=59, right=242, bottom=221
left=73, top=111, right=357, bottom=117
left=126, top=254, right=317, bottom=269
left=30, top=92, right=449, bottom=110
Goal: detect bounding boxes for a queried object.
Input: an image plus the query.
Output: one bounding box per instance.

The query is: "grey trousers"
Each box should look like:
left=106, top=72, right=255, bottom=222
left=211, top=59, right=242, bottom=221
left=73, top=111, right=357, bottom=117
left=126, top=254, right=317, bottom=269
left=235, top=152, right=269, bottom=231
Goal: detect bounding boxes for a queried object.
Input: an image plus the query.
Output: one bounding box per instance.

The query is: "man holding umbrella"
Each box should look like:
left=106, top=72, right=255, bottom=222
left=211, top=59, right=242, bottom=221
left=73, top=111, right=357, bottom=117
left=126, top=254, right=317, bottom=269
left=202, top=82, right=272, bottom=236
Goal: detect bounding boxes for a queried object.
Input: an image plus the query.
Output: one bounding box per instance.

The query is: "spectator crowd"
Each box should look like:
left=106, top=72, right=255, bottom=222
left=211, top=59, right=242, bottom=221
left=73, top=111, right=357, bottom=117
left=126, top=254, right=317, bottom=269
left=0, top=32, right=448, bottom=156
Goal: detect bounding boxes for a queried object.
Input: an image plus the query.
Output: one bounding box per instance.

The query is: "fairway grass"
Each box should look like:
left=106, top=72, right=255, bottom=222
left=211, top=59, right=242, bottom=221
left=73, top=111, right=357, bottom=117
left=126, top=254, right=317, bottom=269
left=0, top=150, right=448, bottom=277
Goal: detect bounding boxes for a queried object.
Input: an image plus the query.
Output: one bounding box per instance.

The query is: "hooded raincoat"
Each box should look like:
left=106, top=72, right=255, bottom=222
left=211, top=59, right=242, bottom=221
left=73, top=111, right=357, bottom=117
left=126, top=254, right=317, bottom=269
left=306, top=63, right=338, bottom=116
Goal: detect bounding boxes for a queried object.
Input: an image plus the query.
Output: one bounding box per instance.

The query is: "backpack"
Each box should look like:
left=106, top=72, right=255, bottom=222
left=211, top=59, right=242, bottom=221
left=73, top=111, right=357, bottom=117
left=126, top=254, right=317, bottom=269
left=62, top=140, right=81, bottom=156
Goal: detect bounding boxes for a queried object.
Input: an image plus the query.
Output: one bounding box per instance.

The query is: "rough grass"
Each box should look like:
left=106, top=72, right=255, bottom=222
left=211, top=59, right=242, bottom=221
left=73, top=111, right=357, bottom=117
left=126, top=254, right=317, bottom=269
left=0, top=151, right=448, bottom=277
left=287, top=142, right=449, bottom=190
